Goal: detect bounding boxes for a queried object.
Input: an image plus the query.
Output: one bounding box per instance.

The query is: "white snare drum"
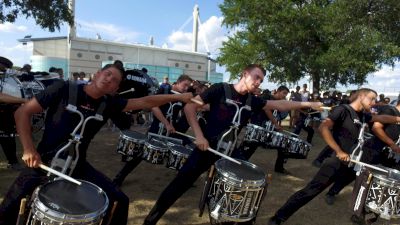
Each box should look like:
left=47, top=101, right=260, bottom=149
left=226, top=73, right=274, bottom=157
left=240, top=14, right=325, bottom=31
left=116, top=130, right=147, bottom=157
left=165, top=143, right=192, bottom=170
left=365, top=168, right=400, bottom=219
left=1, top=75, right=45, bottom=132
left=0, top=75, right=44, bottom=99
left=282, top=137, right=312, bottom=159
left=244, top=123, right=268, bottom=143
left=208, top=158, right=266, bottom=222
left=27, top=179, right=108, bottom=225
left=142, top=138, right=168, bottom=164
left=269, top=131, right=290, bottom=149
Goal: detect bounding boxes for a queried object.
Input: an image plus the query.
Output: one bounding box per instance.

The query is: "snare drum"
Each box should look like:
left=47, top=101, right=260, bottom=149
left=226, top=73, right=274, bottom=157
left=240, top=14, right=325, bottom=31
left=282, top=137, right=312, bottom=159
left=365, top=168, right=400, bottom=219
left=116, top=130, right=147, bottom=157
left=1, top=75, right=45, bottom=132
left=268, top=131, right=290, bottom=149
left=165, top=143, right=192, bottom=170
left=207, top=158, right=266, bottom=222
left=142, top=138, right=168, bottom=164
left=244, top=123, right=268, bottom=143
left=27, top=179, right=108, bottom=225
left=0, top=75, right=44, bottom=99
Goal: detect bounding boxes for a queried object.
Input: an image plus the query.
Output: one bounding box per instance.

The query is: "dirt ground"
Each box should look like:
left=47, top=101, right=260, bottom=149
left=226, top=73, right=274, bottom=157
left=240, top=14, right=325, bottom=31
left=0, top=121, right=396, bottom=225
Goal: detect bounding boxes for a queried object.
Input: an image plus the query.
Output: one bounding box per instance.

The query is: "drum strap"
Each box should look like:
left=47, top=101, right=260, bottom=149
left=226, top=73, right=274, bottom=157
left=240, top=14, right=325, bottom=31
left=68, top=81, right=106, bottom=116
left=222, top=82, right=252, bottom=107
left=342, top=104, right=366, bottom=124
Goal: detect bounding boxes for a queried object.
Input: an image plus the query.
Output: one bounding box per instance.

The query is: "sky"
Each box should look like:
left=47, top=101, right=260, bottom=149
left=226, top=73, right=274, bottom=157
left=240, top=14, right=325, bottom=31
left=0, top=0, right=399, bottom=96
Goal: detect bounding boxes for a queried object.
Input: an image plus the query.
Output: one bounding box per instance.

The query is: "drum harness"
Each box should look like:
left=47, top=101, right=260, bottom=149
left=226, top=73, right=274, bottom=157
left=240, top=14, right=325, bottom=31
left=49, top=81, right=105, bottom=176
left=157, top=101, right=182, bottom=136
left=216, top=83, right=252, bottom=156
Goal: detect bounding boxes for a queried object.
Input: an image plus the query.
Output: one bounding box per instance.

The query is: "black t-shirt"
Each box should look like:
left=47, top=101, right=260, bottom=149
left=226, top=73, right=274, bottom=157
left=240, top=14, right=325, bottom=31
left=328, top=104, right=372, bottom=154
left=35, top=81, right=127, bottom=163
left=200, top=83, right=264, bottom=142
left=364, top=105, right=400, bottom=150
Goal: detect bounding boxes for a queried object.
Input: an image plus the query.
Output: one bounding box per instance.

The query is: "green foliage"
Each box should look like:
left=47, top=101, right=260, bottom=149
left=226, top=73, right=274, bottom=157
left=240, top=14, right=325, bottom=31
left=0, top=0, right=73, bottom=32
left=218, top=0, right=400, bottom=90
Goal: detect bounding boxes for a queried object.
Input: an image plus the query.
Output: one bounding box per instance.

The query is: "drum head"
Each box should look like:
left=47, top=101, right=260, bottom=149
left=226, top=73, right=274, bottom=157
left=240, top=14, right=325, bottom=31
left=169, top=144, right=192, bottom=155
left=38, top=179, right=108, bottom=215
left=215, top=159, right=265, bottom=186
left=146, top=138, right=167, bottom=150
left=121, top=130, right=147, bottom=141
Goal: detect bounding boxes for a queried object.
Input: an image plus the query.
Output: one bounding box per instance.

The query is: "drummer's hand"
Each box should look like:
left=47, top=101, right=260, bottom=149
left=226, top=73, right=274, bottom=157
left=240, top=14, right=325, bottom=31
left=274, top=124, right=283, bottom=132
left=195, top=136, right=209, bottom=151
left=177, top=92, right=195, bottom=104
left=390, top=144, right=400, bottom=153
left=310, top=102, right=323, bottom=111
left=22, top=149, right=42, bottom=168
left=165, top=123, right=176, bottom=133
left=336, top=151, right=350, bottom=162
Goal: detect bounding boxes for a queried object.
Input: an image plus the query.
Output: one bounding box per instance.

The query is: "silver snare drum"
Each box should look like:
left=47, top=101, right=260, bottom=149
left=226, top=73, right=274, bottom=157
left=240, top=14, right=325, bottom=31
left=142, top=138, right=168, bottom=164
left=244, top=123, right=268, bottom=143
left=268, top=131, right=290, bottom=149
left=165, top=143, right=192, bottom=170
left=208, top=158, right=266, bottom=222
left=116, top=130, right=147, bottom=157
left=282, top=137, right=312, bottom=159
left=365, top=168, right=400, bottom=220
left=27, top=179, right=109, bottom=225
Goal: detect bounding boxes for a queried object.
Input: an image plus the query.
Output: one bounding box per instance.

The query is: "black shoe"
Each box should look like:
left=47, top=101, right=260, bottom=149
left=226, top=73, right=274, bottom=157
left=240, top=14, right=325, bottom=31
left=350, top=214, right=366, bottom=225
left=274, top=168, right=291, bottom=175
left=324, top=194, right=335, bottom=205
left=312, top=160, right=322, bottom=168
left=268, top=216, right=283, bottom=225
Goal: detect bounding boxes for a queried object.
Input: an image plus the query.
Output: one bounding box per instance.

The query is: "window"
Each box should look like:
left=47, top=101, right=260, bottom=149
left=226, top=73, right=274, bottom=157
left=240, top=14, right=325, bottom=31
left=108, top=56, right=113, bottom=61
left=185, top=64, right=189, bottom=68
left=77, top=53, right=82, bottom=58
left=175, top=63, right=179, bottom=67
left=95, top=54, right=100, bottom=60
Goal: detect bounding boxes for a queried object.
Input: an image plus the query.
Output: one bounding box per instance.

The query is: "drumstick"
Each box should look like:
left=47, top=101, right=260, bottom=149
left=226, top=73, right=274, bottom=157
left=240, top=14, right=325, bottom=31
left=175, top=131, right=242, bottom=165
left=282, top=130, right=299, bottom=137
left=39, top=164, right=82, bottom=185
left=320, top=106, right=333, bottom=110
left=118, top=88, right=135, bottom=95
left=349, top=159, right=389, bottom=173
left=16, top=198, right=26, bottom=225
left=170, top=90, right=204, bottom=105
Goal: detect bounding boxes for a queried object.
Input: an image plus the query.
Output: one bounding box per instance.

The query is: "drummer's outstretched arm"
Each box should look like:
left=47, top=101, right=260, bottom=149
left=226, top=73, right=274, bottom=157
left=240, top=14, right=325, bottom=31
left=372, top=122, right=399, bottom=152
left=184, top=95, right=208, bottom=151
left=0, top=93, right=27, bottom=104
left=318, top=118, right=349, bottom=161
left=123, top=93, right=193, bottom=112
left=14, top=97, right=44, bottom=167
left=265, top=100, right=322, bottom=112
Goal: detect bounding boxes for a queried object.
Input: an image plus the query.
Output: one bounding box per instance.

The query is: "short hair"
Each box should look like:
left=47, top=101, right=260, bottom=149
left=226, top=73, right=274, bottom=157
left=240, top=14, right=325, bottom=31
left=276, top=85, right=289, bottom=93
left=176, top=74, right=193, bottom=83
left=101, top=64, right=126, bottom=81
left=349, top=88, right=378, bottom=102
left=49, top=67, right=56, bottom=72
left=141, top=67, right=148, bottom=73
left=241, top=64, right=266, bottom=78
left=113, top=60, right=123, bottom=68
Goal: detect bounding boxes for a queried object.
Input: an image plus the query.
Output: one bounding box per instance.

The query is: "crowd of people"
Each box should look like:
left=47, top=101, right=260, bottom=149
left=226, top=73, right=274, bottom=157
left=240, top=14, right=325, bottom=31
left=0, top=55, right=399, bottom=225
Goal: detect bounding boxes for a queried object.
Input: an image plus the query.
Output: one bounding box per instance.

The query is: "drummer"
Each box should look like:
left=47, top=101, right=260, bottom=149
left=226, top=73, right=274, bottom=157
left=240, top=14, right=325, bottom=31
left=268, top=88, right=400, bottom=225
left=322, top=95, right=400, bottom=207
left=112, top=74, right=193, bottom=187
left=0, top=57, right=27, bottom=171
left=0, top=63, right=194, bottom=225
left=231, top=85, right=292, bottom=174
left=143, top=64, right=323, bottom=225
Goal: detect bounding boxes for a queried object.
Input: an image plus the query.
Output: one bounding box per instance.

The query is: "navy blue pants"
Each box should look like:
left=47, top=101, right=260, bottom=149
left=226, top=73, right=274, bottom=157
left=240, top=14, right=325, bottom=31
left=0, top=162, right=129, bottom=225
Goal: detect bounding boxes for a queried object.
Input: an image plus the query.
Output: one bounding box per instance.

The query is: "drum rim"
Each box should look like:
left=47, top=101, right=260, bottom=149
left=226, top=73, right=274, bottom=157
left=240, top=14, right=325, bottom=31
left=215, top=159, right=266, bottom=187
left=168, top=145, right=192, bottom=155
left=145, top=141, right=168, bottom=152
left=246, top=123, right=267, bottom=130
left=120, top=131, right=147, bottom=142
left=32, top=179, right=109, bottom=221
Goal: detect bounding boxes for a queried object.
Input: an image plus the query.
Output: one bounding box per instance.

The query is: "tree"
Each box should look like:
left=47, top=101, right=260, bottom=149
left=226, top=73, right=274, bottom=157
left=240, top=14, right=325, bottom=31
left=218, top=0, right=400, bottom=91
left=0, top=0, right=73, bottom=32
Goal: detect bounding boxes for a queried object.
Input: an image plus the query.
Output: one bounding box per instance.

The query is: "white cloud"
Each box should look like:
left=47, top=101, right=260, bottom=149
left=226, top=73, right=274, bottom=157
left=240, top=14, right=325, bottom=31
left=76, top=20, right=142, bottom=43
left=0, top=42, right=33, bottom=67
left=0, top=22, right=28, bottom=33
left=166, top=16, right=228, bottom=57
